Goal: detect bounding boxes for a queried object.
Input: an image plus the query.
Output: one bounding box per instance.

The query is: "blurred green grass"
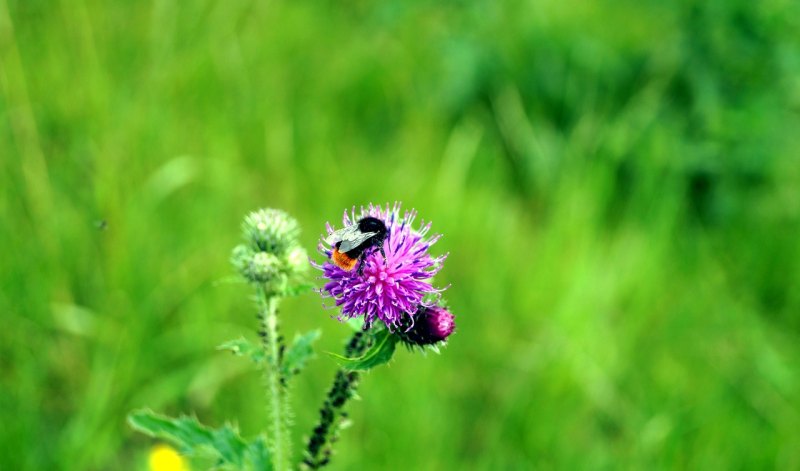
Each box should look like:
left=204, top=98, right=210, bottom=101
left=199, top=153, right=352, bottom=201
left=2, top=0, right=800, bottom=469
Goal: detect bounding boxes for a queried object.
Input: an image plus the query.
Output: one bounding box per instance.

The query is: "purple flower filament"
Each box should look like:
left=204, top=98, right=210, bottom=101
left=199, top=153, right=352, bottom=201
left=313, top=203, right=448, bottom=330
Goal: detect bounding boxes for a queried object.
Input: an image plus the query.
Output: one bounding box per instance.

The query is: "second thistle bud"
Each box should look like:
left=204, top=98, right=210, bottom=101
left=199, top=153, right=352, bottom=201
left=231, top=246, right=284, bottom=283
left=232, top=208, right=307, bottom=287
left=397, top=305, right=456, bottom=347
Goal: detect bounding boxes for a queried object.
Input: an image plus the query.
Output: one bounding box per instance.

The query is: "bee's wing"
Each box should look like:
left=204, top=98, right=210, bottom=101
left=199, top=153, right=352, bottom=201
left=324, top=225, right=361, bottom=245
left=338, top=231, right=379, bottom=253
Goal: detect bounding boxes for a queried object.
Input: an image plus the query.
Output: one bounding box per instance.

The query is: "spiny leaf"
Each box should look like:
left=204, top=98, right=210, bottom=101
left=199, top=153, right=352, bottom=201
left=127, top=409, right=252, bottom=468
left=328, top=329, right=398, bottom=371
left=281, top=329, right=321, bottom=379
left=128, top=409, right=213, bottom=452
left=218, top=337, right=265, bottom=365
left=211, top=424, right=248, bottom=466
left=245, top=435, right=273, bottom=471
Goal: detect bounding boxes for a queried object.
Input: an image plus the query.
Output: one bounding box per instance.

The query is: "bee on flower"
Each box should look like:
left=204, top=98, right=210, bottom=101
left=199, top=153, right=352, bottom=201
left=313, top=202, right=452, bottom=337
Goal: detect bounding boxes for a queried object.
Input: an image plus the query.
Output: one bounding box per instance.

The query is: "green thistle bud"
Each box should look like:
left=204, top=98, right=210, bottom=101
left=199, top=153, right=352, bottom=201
left=249, top=251, right=284, bottom=282
left=242, top=209, right=300, bottom=255
left=231, top=244, right=286, bottom=285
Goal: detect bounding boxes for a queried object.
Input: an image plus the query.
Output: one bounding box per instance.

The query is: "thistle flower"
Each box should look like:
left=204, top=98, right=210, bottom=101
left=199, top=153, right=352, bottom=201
left=232, top=208, right=304, bottom=287
left=313, top=202, right=447, bottom=330
left=397, top=305, right=456, bottom=346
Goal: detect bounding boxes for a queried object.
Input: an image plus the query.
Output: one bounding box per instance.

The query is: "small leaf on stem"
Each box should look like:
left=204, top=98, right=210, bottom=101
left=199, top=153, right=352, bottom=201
left=217, top=337, right=266, bottom=365
left=327, top=329, right=398, bottom=371
left=281, top=329, right=321, bottom=379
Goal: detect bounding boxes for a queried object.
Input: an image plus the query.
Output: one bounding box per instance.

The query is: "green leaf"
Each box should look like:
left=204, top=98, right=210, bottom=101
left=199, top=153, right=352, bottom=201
left=128, top=409, right=214, bottom=452
left=281, top=329, right=321, bottom=379
left=328, top=329, right=398, bottom=371
left=211, top=424, right=248, bottom=466
left=218, top=337, right=265, bottom=365
left=127, top=409, right=254, bottom=468
left=245, top=435, right=273, bottom=471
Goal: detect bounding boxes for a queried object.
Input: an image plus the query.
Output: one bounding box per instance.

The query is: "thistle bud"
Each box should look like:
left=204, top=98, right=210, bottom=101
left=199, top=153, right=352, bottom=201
left=231, top=244, right=285, bottom=285
left=242, top=208, right=300, bottom=255
left=398, top=305, right=455, bottom=347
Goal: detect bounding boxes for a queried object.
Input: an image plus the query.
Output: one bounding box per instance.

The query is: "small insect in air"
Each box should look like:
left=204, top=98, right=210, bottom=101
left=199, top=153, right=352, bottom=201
left=325, top=217, right=388, bottom=275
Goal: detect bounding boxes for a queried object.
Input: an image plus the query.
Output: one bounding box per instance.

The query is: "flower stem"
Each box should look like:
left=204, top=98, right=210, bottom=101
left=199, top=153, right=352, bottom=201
left=258, top=287, right=290, bottom=471
left=302, top=331, right=371, bottom=469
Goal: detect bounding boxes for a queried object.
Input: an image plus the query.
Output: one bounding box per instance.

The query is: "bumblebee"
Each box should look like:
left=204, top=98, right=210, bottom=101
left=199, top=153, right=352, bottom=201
left=325, top=217, right=388, bottom=275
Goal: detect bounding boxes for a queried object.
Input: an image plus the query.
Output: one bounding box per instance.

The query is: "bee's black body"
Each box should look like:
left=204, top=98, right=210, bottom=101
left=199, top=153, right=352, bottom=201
left=328, top=217, right=388, bottom=274
left=337, top=217, right=387, bottom=257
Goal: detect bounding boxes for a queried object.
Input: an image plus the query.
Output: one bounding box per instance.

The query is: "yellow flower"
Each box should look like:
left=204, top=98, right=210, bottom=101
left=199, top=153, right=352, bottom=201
left=148, top=444, right=189, bottom=471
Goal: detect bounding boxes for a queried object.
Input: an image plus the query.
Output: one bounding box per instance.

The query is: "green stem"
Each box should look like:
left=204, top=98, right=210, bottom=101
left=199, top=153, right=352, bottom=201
left=258, top=288, right=291, bottom=471
left=302, top=331, right=371, bottom=469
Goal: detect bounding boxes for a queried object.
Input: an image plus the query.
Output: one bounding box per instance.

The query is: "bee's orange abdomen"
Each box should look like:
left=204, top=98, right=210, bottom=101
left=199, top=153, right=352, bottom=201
left=331, top=248, right=358, bottom=271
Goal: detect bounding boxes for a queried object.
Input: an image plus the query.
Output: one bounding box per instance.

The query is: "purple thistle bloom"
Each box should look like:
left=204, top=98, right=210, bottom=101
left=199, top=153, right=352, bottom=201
left=312, top=202, right=447, bottom=330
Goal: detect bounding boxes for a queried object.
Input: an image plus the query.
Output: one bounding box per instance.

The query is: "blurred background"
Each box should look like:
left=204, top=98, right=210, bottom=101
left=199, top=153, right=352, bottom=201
left=2, top=0, right=800, bottom=469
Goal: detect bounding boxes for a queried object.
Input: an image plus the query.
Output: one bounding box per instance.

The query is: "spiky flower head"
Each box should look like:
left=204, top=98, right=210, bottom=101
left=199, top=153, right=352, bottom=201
left=243, top=208, right=300, bottom=255
left=397, top=305, right=456, bottom=346
left=313, top=202, right=447, bottom=330
left=231, top=246, right=284, bottom=283
left=232, top=208, right=304, bottom=288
